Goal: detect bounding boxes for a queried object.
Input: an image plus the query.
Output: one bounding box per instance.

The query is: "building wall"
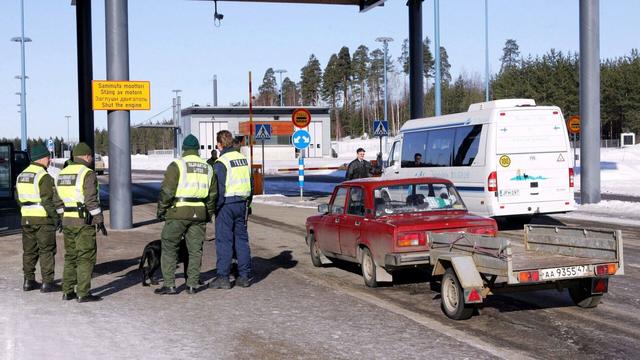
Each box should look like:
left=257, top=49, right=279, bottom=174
left=182, top=107, right=331, bottom=160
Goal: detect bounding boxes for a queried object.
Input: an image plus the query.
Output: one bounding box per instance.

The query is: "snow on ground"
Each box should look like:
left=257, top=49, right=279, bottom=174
left=575, top=146, right=640, bottom=197
left=54, top=143, right=640, bottom=222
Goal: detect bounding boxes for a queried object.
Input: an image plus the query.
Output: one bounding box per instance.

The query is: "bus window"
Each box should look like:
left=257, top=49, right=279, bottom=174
left=401, top=131, right=427, bottom=168
left=389, top=141, right=401, bottom=167
left=424, top=128, right=455, bottom=167
left=453, top=125, right=482, bottom=166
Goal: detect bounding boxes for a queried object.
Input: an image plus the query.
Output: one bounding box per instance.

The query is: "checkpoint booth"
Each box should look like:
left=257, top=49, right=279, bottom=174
left=181, top=106, right=331, bottom=160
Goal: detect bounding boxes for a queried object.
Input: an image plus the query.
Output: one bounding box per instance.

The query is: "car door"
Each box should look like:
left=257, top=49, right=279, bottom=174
left=339, top=186, right=365, bottom=258
left=316, top=186, right=348, bottom=255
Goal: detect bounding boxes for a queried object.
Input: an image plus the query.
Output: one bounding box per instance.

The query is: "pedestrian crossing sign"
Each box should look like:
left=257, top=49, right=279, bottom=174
left=373, top=120, right=389, bottom=137
left=255, top=124, right=272, bottom=140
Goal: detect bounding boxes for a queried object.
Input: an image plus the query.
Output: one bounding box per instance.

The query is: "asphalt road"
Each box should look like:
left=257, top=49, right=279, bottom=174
left=2, top=171, right=638, bottom=358
left=120, top=170, right=640, bottom=358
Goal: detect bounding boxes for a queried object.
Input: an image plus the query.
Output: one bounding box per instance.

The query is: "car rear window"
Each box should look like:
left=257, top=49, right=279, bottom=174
left=374, top=182, right=466, bottom=217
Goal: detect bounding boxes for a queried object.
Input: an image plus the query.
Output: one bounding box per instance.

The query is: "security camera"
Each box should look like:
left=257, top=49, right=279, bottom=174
left=214, top=12, right=224, bottom=21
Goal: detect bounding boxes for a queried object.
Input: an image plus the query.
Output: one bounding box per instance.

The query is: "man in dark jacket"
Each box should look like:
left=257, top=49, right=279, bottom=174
left=346, top=148, right=373, bottom=180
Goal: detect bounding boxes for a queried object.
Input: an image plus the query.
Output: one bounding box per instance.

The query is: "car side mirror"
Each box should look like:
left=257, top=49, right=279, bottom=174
left=318, top=204, right=329, bottom=214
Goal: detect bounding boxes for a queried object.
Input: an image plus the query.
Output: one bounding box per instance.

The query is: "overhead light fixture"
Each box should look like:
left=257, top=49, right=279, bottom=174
left=213, top=0, right=224, bottom=27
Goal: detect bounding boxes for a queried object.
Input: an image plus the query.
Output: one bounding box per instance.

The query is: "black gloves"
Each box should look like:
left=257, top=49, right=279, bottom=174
left=97, top=222, right=108, bottom=236
left=55, top=219, right=63, bottom=233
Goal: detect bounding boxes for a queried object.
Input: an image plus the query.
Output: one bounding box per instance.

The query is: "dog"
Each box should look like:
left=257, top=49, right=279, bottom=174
left=139, top=239, right=189, bottom=286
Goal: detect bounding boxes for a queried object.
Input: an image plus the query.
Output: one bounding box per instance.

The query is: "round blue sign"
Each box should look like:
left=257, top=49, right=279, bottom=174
left=292, top=129, right=311, bottom=150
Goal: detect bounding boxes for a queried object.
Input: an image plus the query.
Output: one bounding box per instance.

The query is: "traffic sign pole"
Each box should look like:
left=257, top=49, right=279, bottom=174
left=261, top=139, right=265, bottom=195
left=299, top=151, right=304, bottom=200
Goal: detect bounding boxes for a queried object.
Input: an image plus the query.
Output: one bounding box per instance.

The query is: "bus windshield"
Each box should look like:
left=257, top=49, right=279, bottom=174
left=374, top=182, right=466, bottom=217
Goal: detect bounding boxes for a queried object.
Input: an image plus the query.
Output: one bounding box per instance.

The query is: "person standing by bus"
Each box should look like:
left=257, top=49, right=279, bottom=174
left=346, top=148, right=373, bottom=180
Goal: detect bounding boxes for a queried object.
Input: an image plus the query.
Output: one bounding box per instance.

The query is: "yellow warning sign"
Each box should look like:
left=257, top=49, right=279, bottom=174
left=499, top=155, right=511, bottom=167
left=92, top=80, right=151, bottom=111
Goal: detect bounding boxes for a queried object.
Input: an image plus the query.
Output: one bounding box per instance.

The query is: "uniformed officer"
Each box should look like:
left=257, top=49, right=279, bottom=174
left=209, top=130, right=254, bottom=289
left=155, top=135, right=217, bottom=295
left=16, top=143, right=64, bottom=292
left=57, top=142, right=106, bottom=303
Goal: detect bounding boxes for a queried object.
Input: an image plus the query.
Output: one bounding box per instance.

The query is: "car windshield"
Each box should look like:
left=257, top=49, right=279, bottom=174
left=374, top=182, right=466, bottom=217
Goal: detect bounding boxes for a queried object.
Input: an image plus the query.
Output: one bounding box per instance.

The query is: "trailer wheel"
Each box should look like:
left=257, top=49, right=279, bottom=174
left=308, top=234, right=323, bottom=268
left=361, top=247, right=378, bottom=288
left=569, top=279, right=602, bottom=308
left=441, top=267, right=474, bottom=320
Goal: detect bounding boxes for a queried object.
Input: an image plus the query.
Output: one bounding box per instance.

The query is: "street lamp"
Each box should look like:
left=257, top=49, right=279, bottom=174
left=375, top=37, right=393, bottom=131
left=11, top=0, right=31, bottom=151
left=65, top=115, right=71, bottom=153
left=274, top=69, right=287, bottom=107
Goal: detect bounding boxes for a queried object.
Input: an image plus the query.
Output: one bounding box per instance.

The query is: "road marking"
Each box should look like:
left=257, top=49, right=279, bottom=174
left=291, top=269, right=535, bottom=360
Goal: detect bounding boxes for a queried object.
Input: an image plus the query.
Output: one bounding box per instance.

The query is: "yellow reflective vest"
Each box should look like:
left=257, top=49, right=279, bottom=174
left=16, top=164, right=49, bottom=217
left=57, top=163, right=92, bottom=218
left=173, top=154, right=213, bottom=207
left=217, top=151, right=251, bottom=198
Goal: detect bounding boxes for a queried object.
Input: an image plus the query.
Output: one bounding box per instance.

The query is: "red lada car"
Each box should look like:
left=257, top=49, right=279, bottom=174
left=305, top=177, right=497, bottom=287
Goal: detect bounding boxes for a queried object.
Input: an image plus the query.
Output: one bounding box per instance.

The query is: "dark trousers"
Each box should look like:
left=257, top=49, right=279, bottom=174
left=22, top=224, right=57, bottom=283
left=160, top=219, right=205, bottom=288
left=215, top=202, right=252, bottom=279
left=62, top=225, right=96, bottom=298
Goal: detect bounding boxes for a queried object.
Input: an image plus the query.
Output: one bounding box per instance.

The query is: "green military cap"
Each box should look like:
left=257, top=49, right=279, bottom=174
left=182, top=134, right=200, bottom=150
left=72, top=142, right=92, bottom=157
left=30, top=143, right=50, bottom=161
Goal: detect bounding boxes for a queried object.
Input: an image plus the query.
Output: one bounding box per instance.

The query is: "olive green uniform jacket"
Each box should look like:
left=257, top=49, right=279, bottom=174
left=157, top=150, right=218, bottom=221
left=20, top=162, right=64, bottom=226
left=60, top=158, right=103, bottom=227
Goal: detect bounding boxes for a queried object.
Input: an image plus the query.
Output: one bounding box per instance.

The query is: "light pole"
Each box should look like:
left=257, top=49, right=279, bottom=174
left=274, top=69, right=287, bottom=107
left=65, top=115, right=71, bottom=153
left=484, top=0, right=489, bottom=102
left=172, top=89, right=182, bottom=157
left=434, top=0, right=441, bottom=116
left=376, top=36, right=393, bottom=155
left=11, top=0, right=31, bottom=151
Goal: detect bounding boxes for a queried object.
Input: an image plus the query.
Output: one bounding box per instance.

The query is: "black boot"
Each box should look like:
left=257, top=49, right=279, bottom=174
left=62, top=292, right=77, bottom=301
left=23, top=279, right=41, bottom=291
left=41, top=282, right=62, bottom=293
left=186, top=286, right=198, bottom=295
left=77, top=294, right=103, bottom=303
left=236, top=277, right=252, bottom=288
left=154, top=286, right=177, bottom=295
left=209, top=277, right=231, bottom=289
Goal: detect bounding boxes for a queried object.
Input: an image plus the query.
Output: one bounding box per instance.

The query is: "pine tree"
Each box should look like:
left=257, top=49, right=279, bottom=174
left=500, top=39, right=520, bottom=73
left=439, top=46, right=452, bottom=86
left=258, top=68, right=278, bottom=106
left=352, top=45, right=370, bottom=134
left=322, top=54, right=342, bottom=139
left=300, top=54, right=323, bottom=106
left=281, top=77, right=299, bottom=106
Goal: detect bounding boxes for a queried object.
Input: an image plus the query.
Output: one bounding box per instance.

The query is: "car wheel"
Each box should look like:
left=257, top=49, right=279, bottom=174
left=308, top=234, right=323, bottom=268
left=441, top=267, right=474, bottom=320
left=569, top=279, right=602, bottom=308
left=361, top=247, right=378, bottom=288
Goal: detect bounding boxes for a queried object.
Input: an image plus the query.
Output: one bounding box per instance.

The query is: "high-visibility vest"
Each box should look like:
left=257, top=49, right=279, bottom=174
left=217, top=151, right=251, bottom=198
left=173, top=154, right=213, bottom=207
left=57, top=163, right=92, bottom=218
left=16, top=164, right=49, bottom=218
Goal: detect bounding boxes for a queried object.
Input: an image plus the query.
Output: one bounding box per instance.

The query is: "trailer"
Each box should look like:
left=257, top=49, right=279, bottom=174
left=428, top=224, right=624, bottom=320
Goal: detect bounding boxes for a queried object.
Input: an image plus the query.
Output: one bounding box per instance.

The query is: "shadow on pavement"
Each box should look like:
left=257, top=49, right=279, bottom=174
left=201, top=250, right=298, bottom=285
left=496, top=214, right=567, bottom=231
left=94, top=257, right=141, bottom=276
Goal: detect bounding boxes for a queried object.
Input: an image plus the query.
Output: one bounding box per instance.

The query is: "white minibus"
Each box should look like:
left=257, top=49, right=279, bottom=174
left=383, top=99, right=575, bottom=218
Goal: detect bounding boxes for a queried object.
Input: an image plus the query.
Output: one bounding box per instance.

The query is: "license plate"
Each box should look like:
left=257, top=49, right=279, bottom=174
left=539, top=265, right=591, bottom=280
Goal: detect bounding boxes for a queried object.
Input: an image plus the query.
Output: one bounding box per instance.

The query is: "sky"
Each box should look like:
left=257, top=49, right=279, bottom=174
left=1, top=0, right=639, bottom=141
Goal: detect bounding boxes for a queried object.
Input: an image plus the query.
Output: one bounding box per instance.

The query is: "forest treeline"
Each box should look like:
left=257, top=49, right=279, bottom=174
left=4, top=39, right=638, bottom=154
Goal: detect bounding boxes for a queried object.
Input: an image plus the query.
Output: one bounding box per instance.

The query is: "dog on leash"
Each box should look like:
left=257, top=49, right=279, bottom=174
left=139, top=239, right=189, bottom=286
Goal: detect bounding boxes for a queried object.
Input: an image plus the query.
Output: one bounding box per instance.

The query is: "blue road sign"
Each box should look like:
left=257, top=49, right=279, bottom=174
left=373, top=120, right=389, bottom=137
left=255, top=124, right=272, bottom=140
left=292, top=129, right=311, bottom=150
left=46, top=138, right=54, bottom=152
